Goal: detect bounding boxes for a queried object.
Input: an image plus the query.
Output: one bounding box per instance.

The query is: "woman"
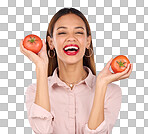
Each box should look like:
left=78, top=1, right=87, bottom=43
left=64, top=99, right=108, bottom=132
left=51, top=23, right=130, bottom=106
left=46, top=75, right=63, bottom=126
left=20, top=8, right=133, bottom=134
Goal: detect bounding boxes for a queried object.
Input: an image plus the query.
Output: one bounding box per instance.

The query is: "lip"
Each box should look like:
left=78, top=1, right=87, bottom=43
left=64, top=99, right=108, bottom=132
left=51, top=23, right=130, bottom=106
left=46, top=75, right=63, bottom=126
left=63, top=44, right=79, bottom=49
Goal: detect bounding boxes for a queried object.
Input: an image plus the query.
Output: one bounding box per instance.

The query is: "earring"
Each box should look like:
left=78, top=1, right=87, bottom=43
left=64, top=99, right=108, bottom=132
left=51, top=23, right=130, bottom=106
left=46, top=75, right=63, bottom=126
left=84, top=47, right=93, bottom=57
left=48, top=49, right=55, bottom=58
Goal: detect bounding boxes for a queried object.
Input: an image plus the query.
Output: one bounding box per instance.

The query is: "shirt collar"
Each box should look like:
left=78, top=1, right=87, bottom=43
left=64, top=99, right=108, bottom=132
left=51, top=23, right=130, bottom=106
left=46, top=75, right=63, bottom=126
left=48, top=66, right=96, bottom=90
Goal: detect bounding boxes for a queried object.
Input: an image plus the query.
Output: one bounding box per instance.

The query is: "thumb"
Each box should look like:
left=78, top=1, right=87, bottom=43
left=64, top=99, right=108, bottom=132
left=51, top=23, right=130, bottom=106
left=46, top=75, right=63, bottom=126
left=105, top=58, right=113, bottom=69
left=38, top=39, right=46, bottom=55
left=42, top=39, right=46, bottom=51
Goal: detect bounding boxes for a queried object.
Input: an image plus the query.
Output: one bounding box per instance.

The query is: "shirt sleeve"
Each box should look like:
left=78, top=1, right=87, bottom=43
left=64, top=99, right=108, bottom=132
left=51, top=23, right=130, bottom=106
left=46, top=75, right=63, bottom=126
left=25, top=83, right=55, bottom=134
left=83, top=83, right=122, bottom=134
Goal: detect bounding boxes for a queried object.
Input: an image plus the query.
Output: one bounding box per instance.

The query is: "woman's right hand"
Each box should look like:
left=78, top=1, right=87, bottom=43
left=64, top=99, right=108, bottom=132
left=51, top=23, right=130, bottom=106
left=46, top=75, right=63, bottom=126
left=20, top=38, right=49, bottom=70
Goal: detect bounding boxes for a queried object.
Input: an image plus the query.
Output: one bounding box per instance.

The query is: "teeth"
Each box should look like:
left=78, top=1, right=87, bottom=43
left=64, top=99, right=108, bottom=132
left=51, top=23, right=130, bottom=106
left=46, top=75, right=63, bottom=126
left=64, top=46, right=79, bottom=51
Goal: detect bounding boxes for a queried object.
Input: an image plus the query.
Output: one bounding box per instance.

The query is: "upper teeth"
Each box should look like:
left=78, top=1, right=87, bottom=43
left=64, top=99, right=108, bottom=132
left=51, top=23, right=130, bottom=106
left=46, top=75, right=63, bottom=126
left=64, top=46, right=79, bottom=51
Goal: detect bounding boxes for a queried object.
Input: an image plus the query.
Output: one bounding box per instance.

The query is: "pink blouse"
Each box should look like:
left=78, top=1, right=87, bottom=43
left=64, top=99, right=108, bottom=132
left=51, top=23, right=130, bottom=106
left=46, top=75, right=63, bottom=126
left=25, top=66, right=122, bottom=134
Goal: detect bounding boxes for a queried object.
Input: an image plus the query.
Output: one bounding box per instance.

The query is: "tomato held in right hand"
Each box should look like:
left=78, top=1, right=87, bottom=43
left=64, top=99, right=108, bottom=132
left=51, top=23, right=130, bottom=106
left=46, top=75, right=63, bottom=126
left=23, top=34, right=43, bottom=54
left=111, top=55, right=130, bottom=73
left=20, top=37, right=49, bottom=70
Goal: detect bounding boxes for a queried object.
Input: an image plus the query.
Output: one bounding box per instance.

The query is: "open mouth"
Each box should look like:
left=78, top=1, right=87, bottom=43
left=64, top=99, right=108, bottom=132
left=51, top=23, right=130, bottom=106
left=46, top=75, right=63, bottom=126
left=64, top=48, right=79, bottom=52
left=63, top=47, right=79, bottom=55
left=63, top=45, right=80, bottom=55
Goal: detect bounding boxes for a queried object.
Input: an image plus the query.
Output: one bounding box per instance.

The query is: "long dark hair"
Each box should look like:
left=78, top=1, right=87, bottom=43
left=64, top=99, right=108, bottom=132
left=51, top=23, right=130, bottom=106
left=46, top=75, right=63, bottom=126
left=46, top=7, right=96, bottom=76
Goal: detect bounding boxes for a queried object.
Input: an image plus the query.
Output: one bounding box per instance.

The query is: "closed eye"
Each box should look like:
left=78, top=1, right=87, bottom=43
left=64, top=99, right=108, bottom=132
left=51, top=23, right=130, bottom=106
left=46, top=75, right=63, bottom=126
left=58, top=32, right=84, bottom=35
left=58, top=32, right=66, bottom=35
left=76, top=32, right=84, bottom=34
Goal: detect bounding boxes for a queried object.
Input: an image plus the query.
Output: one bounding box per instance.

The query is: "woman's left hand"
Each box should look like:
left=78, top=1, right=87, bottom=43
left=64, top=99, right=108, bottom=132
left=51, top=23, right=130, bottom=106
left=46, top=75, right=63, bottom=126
left=97, top=58, right=133, bottom=85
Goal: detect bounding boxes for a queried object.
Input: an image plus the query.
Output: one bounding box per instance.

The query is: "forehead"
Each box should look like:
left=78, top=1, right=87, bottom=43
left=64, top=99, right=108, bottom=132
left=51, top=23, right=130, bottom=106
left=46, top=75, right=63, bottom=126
left=54, top=14, right=85, bottom=29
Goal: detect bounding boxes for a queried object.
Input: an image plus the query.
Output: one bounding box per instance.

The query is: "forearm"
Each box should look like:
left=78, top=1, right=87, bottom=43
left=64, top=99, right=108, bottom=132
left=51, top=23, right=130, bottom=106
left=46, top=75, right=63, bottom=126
left=88, top=81, right=107, bottom=130
left=34, top=66, right=51, bottom=112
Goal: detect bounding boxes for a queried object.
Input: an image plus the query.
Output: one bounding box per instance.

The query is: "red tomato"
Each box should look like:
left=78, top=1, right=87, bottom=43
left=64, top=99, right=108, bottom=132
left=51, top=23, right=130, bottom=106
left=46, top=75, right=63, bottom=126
left=23, top=34, right=43, bottom=54
left=111, top=55, right=130, bottom=73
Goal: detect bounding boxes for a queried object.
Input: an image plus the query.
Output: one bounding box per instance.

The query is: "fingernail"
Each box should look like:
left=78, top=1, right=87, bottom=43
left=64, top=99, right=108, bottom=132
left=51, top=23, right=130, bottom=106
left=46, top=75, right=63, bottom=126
left=129, top=64, right=130, bottom=67
left=127, top=64, right=129, bottom=68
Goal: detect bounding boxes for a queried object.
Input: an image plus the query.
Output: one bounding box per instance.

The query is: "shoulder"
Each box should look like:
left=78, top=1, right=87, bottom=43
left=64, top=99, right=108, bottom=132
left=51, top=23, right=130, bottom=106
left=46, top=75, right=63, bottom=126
left=106, top=83, right=122, bottom=98
left=47, top=76, right=52, bottom=82
left=25, top=76, right=53, bottom=94
left=108, top=83, right=121, bottom=91
left=25, top=83, right=37, bottom=95
left=103, top=83, right=122, bottom=108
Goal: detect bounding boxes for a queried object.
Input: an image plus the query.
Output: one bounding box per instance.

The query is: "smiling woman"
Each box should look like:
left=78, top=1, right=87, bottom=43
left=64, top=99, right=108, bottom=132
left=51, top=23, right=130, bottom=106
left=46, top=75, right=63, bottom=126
left=22, top=7, right=132, bottom=134
left=46, top=8, right=95, bottom=78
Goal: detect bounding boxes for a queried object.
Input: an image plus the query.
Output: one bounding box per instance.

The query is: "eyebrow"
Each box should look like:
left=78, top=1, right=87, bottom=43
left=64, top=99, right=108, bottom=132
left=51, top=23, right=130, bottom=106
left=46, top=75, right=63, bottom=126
left=57, top=26, right=84, bottom=30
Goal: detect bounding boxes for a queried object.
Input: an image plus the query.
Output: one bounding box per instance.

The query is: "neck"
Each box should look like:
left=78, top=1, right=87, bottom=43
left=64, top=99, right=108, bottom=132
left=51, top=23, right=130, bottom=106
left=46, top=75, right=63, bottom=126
left=57, top=64, right=88, bottom=87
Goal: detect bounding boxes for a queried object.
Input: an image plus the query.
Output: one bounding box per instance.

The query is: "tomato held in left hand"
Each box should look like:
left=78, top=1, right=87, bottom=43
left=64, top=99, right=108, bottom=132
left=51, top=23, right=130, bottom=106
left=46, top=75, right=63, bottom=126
left=23, top=34, right=43, bottom=54
left=111, top=55, right=130, bottom=73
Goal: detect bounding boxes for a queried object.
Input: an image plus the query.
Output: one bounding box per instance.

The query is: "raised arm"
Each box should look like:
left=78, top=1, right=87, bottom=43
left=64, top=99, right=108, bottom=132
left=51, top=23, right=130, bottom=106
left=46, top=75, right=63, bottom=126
left=25, top=66, right=55, bottom=134
left=20, top=38, right=55, bottom=134
left=34, top=66, right=51, bottom=112
left=83, top=58, right=132, bottom=134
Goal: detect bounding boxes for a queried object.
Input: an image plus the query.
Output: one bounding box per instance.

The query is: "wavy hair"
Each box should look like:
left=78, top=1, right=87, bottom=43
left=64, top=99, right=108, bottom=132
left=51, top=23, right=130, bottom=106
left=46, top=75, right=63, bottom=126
left=46, top=7, right=96, bottom=76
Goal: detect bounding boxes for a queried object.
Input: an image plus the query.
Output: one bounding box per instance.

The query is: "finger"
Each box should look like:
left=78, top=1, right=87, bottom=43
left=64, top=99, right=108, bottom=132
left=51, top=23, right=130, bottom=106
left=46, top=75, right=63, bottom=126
left=19, top=39, right=40, bottom=65
left=20, top=39, right=33, bottom=55
left=20, top=39, right=27, bottom=53
left=42, top=39, right=47, bottom=51
left=116, top=63, right=133, bottom=80
left=105, top=58, right=113, bottom=69
left=38, top=39, right=46, bottom=56
left=118, top=63, right=133, bottom=80
left=114, top=63, right=130, bottom=78
left=20, top=39, right=23, bottom=52
left=121, top=63, right=131, bottom=74
left=20, top=39, right=27, bottom=55
left=20, top=39, right=37, bottom=61
left=38, top=39, right=46, bottom=55
left=110, top=63, right=132, bottom=82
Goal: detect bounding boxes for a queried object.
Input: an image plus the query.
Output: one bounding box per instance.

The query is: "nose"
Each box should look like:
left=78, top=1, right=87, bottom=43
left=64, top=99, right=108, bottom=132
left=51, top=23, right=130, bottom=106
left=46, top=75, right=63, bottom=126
left=67, top=33, right=76, bottom=41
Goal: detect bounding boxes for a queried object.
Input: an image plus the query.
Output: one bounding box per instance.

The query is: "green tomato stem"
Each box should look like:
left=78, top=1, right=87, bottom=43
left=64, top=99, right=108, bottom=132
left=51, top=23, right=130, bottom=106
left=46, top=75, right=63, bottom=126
left=28, top=37, right=38, bottom=44
left=116, top=59, right=126, bottom=68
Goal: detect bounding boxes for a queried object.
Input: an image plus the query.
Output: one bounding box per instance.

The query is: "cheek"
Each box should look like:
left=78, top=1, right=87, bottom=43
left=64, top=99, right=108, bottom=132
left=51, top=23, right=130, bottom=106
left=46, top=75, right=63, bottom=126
left=54, top=38, right=65, bottom=54
left=79, top=37, right=87, bottom=47
left=54, top=37, right=63, bottom=47
left=55, top=36, right=65, bottom=43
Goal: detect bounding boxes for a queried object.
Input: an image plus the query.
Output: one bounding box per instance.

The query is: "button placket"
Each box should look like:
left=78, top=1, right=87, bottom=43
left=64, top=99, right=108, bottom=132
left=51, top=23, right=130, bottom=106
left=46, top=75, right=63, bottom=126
left=68, top=92, right=75, bottom=118
left=68, top=92, right=76, bottom=134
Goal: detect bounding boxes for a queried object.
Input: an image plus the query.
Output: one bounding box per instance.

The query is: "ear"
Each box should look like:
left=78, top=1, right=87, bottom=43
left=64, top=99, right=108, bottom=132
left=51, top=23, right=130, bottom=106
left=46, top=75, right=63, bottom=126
left=86, top=35, right=91, bottom=49
left=47, top=36, right=54, bottom=49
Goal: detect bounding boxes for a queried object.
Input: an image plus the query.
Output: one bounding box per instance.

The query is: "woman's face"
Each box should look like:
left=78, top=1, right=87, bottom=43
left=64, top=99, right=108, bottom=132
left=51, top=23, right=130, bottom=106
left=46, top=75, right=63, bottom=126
left=49, top=13, right=91, bottom=64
